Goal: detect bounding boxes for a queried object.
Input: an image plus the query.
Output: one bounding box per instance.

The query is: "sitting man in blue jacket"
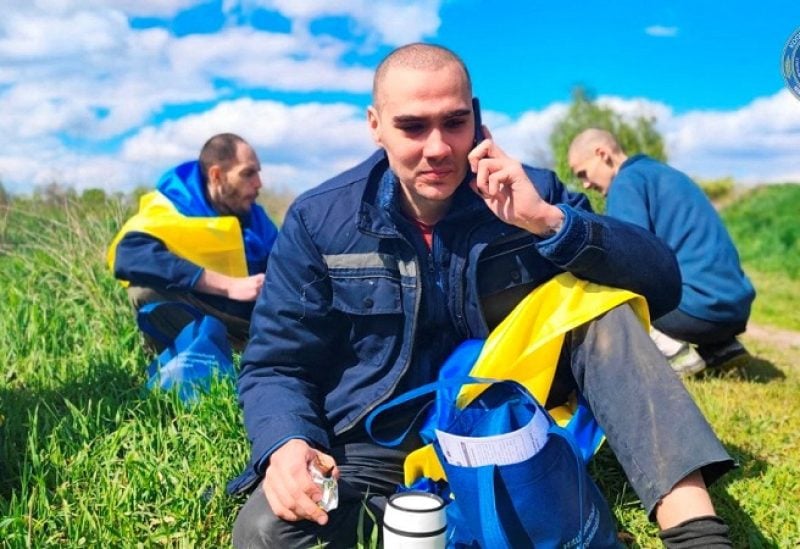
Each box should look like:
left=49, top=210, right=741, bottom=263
left=568, top=128, right=755, bottom=376
left=230, top=45, right=735, bottom=548
left=108, top=133, right=278, bottom=351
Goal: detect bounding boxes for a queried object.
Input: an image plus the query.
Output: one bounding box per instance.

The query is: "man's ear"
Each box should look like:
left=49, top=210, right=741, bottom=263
left=367, top=106, right=382, bottom=146
left=207, top=165, right=221, bottom=188
left=596, top=146, right=613, bottom=165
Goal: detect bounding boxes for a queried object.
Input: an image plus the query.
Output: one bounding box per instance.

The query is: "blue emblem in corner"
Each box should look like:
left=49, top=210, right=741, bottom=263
left=783, top=27, right=800, bottom=100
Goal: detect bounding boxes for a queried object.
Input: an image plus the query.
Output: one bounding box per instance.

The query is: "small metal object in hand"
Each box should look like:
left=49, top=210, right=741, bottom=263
left=308, top=455, right=338, bottom=512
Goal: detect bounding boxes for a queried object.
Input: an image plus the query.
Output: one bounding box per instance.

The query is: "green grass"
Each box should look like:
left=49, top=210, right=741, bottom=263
left=1, top=190, right=799, bottom=547
left=722, top=183, right=800, bottom=280
left=721, top=183, right=800, bottom=331
left=745, top=269, right=800, bottom=332
left=0, top=199, right=248, bottom=546
left=586, top=336, right=800, bottom=548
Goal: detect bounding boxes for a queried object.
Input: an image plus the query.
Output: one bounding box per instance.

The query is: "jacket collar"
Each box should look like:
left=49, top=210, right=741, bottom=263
left=619, top=153, right=648, bottom=171
left=356, top=151, right=490, bottom=238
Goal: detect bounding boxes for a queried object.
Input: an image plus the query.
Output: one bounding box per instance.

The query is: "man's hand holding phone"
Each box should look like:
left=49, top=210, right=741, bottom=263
left=468, top=125, right=565, bottom=237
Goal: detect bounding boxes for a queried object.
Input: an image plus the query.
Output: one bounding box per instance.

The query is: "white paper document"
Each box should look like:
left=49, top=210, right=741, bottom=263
left=435, top=410, right=550, bottom=467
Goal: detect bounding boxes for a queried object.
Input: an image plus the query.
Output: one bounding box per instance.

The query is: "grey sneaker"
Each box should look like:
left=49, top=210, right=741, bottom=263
left=697, top=339, right=749, bottom=374
left=668, top=343, right=707, bottom=376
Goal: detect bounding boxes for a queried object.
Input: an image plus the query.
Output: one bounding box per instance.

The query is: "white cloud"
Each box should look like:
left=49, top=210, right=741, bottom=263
left=121, top=98, right=376, bottom=192
left=645, top=25, right=679, bottom=38
left=595, top=96, right=672, bottom=124
left=0, top=29, right=214, bottom=140
left=168, top=28, right=373, bottom=92
left=663, top=90, right=800, bottom=183
left=0, top=98, right=375, bottom=193
left=485, top=104, right=568, bottom=168
left=0, top=138, right=140, bottom=192
left=0, top=5, right=376, bottom=145
left=240, top=0, right=442, bottom=45
left=5, top=0, right=199, bottom=18
left=0, top=9, right=128, bottom=61
left=97, top=0, right=200, bottom=17
left=467, top=90, right=800, bottom=186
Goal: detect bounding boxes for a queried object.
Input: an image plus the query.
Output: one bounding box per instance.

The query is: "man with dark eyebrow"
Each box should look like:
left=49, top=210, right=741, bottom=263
left=231, top=44, right=734, bottom=548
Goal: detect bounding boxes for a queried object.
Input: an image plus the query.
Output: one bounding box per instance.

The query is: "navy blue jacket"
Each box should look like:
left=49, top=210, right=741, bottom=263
left=608, top=155, right=754, bottom=323
left=229, top=151, right=680, bottom=494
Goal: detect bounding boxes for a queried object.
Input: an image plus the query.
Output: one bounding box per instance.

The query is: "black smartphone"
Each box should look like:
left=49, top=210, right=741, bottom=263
left=472, top=97, right=484, bottom=146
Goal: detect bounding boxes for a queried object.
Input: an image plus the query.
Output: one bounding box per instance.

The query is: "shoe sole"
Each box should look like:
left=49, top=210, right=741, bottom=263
left=674, top=360, right=707, bottom=377
left=697, top=353, right=750, bottom=378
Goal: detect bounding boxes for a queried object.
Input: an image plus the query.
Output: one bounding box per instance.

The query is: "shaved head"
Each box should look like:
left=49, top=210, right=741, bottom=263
left=568, top=128, right=623, bottom=159
left=372, top=43, right=472, bottom=109
left=568, top=128, right=628, bottom=195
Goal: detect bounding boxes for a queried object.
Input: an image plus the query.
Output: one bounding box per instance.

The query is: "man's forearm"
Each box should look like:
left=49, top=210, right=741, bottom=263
left=518, top=203, right=565, bottom=238
left=194, top=269, right=232, bottom=297
left=537, top=206, right=681, bottom=318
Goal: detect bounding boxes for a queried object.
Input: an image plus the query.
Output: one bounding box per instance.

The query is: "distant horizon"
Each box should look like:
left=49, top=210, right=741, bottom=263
left=2, top=1, right=799, bottom=194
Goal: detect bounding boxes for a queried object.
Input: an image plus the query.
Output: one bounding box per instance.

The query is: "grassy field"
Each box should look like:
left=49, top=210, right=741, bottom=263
left=0, top=185, right=798, bottom=547
left=720, top=184, right=800, bottom=332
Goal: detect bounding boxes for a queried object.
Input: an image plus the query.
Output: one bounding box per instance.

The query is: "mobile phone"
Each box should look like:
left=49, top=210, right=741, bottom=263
left=472, top=97, right=484, bottom=146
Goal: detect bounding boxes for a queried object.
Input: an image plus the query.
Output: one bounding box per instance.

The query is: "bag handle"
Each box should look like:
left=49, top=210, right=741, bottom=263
left=477, top=425, right=588, bottom=548
left=479, top=466, right=515, bottom=547
left=366, top=376, right=531, bottom=448
left=136, top=301, right=205, bottom=347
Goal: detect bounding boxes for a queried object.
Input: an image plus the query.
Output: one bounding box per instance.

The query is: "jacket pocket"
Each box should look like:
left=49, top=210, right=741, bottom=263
left=478, top=232, right=560, bottom=295
left=329, top=273, right=404, bottom=376
left=477, top=231, right=561, bottom=330
left=330, top=274, right=403, bottom=315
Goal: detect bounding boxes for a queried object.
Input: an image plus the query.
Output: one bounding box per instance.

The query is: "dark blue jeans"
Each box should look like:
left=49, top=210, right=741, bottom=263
left=232, top=304, right=734, bottom=548
left=232, top=442, right=408, bottom=548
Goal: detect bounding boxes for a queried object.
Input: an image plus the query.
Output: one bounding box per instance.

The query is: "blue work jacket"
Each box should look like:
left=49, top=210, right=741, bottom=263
left=229, top=150, right=680, bottom=494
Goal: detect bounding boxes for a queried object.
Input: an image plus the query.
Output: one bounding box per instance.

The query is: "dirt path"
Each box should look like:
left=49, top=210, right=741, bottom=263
left=745, top=323, right=800, bottom=349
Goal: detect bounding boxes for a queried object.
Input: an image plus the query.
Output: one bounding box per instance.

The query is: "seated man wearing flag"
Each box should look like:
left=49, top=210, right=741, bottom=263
left=108, top=133, right=278, bottom=351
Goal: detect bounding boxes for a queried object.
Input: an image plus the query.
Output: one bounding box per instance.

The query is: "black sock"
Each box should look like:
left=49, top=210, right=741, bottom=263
left=658, top=515, right=732, bottom=548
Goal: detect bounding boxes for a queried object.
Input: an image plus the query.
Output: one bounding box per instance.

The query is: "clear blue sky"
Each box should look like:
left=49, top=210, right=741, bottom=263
left=1, top=1, right=799, bottom=193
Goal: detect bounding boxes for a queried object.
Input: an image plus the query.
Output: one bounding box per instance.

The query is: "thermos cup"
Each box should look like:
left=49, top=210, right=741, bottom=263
left=382, top=491, right=446, bottom=548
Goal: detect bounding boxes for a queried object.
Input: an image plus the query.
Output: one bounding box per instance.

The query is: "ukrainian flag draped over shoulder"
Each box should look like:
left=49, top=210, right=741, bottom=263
left=402, top=273, right=650, bottom=486
left=107, top=161, right=278, bottom=282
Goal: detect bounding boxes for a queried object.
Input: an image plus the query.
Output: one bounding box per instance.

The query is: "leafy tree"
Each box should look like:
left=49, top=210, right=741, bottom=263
left=549, top=88, right=666, bottom=209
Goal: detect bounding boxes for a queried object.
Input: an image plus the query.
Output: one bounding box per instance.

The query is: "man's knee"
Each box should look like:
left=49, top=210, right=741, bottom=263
left=125, top=286, right=197, bottom=352
left=571, top=304, right=653, bottom=359
left=232, top=489, right=286, bottom=549
left=126, top=285, right=168, bottom=310
left=565, top=303, right=667, bottom=388
left=232, top=488, right=333, bottom=549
